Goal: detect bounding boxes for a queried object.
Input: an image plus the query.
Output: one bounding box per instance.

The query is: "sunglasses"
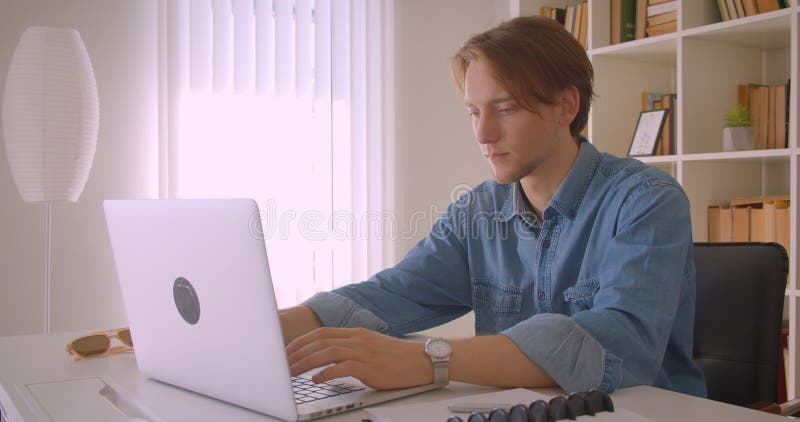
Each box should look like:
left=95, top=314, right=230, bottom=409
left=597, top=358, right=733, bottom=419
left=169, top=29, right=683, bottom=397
left=65, top=327, right=134, bottom=360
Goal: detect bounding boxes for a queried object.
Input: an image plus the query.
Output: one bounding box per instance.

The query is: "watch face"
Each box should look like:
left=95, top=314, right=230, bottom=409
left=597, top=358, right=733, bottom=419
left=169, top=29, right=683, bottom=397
left=425, top=338, right=453, bottom=359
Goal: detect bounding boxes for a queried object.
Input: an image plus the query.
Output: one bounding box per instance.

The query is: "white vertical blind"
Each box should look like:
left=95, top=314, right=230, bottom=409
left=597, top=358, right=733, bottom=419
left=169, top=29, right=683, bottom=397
left=231, top=0, right=254, bottom=93
left=164, top=0, right=388, bottom=307
left=254, top=0, right=275, bottom=96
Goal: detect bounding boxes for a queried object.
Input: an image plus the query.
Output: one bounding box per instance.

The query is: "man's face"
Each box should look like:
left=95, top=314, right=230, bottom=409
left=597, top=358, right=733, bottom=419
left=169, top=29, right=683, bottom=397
left=463, top=58, right=562, bottom=184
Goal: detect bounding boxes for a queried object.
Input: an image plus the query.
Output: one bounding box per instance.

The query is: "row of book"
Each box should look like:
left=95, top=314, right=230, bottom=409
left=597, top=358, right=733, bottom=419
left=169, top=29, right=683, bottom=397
left=611, top=0, right=677, bottom=45
left=641, top=91, right=676, bottom=156
left=717, top=0, right=789, bottom=21
left=707, top=195, right=790, bottom=254
left=540, top=3, right=588, bottom=49
left=737, top=81, right=789, bottom=150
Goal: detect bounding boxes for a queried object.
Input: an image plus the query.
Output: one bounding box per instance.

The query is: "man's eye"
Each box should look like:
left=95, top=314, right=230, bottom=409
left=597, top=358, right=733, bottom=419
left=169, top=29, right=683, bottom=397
left=498, top=107, right=516, bottom=115
left=467, top=110, right=479, bottom=118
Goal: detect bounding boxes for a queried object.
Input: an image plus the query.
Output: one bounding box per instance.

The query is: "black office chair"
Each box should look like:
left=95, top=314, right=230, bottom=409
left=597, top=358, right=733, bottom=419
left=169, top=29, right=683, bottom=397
left=693, top=242, right=791, bottom=413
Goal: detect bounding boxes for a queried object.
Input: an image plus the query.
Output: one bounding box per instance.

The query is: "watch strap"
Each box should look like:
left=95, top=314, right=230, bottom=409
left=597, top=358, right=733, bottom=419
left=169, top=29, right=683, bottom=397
left=432, top=359, right=449, bottom=384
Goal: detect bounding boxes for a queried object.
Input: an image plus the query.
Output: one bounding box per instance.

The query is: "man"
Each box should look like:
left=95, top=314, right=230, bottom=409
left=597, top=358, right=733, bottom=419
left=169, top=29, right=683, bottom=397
left=280, top=16, right=707, bottom=396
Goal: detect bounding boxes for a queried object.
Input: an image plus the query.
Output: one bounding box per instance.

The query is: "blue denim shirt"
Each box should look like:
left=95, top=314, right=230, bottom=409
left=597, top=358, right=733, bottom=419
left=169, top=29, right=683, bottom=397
left=305, top=139, right=707, bottom=396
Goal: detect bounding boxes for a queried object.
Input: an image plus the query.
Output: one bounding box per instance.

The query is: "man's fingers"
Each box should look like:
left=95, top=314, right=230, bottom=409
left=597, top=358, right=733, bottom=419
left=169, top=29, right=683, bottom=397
left=289, top=344, right=365, bottom=377
left=287, top=337, right=362, bottom=367
left=286, top=327, right=366, bottom=355
left=311, top=360, right=361, bottom=384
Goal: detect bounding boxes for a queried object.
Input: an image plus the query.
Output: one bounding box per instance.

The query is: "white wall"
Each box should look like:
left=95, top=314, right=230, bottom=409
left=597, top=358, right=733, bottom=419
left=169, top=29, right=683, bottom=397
left=392, top=0, right=505, bottom=338
left=0, top=0, right=159, bottom=336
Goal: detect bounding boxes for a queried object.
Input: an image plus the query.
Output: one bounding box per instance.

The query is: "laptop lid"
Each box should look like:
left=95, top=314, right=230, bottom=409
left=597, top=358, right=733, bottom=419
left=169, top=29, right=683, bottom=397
left=103, top=198, right=298, bottom=421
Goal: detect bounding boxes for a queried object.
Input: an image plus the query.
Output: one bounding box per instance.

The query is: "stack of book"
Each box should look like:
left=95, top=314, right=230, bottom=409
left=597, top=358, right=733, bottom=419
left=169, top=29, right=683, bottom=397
left=641, top=91, right=676, bottom=155
left=539, top=6, right=566, bottom=25
left=738, top=81, right=790, bottom=150
left=708, top=195, right=790, bottom=254
left=564, top=2, right=588, bottom=49
left=717, top=0, right=788, bottom=21
left=643, top=0, right=677, bottom=38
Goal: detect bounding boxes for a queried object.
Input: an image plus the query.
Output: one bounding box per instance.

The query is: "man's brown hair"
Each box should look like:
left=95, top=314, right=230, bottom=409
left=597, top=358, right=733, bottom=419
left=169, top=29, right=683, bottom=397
left=452, top=16, right=594, bottom=137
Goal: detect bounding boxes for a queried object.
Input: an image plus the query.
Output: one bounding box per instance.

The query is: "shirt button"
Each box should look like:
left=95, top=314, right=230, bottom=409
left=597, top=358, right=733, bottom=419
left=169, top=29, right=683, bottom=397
left=537, top=291, right=545, bottom=300
left=542, top=239, right=551, bottom=248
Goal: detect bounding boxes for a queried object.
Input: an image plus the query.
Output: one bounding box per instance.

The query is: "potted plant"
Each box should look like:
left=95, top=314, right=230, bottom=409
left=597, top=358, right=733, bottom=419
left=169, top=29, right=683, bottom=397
left=722, top=104, right=754, bottom=152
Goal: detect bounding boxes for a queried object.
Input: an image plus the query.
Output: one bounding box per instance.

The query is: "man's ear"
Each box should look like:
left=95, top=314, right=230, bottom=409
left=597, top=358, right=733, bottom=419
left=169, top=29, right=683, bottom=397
left=557, top=85, right=580, bottom=128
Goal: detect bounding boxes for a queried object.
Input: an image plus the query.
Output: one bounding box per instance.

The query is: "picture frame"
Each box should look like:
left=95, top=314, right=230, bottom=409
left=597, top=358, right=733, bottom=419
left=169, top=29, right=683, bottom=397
left=627, top=109, right=669, bottom=157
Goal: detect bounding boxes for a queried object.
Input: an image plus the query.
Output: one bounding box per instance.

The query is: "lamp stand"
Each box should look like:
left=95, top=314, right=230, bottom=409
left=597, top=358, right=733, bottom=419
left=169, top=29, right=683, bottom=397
left=44, top=201, right=51, bottom=334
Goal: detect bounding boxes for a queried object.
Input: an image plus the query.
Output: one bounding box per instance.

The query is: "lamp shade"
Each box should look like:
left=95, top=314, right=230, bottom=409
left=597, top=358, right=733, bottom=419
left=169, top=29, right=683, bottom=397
left=2, top=26, right=99, bottom=203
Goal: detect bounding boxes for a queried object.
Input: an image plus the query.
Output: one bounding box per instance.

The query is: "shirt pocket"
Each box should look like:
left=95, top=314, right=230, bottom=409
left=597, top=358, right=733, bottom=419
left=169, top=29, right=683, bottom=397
left=563, top=277, right=600, bottom=314
left=472, top=278, right=525, bottom=335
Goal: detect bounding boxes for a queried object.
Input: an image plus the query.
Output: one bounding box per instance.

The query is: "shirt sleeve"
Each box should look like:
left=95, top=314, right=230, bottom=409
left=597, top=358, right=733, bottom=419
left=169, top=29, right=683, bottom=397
left=502, top=181, right=693, bottom=394
left=304, top=200, right=474, bottom=336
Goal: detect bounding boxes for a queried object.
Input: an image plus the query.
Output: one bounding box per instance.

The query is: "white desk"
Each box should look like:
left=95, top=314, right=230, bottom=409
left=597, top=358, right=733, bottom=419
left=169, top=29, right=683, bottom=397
left=0, top=331, right=789, bottom=421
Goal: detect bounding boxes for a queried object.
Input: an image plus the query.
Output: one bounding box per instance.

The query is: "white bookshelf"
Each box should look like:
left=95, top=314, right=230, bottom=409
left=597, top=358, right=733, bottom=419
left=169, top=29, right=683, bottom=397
left=509, top=0, right=800, bottom=399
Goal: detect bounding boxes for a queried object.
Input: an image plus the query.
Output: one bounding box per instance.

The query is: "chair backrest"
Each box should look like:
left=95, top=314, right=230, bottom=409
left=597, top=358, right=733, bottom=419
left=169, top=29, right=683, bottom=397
left=693, top=242, right=788, bottom=406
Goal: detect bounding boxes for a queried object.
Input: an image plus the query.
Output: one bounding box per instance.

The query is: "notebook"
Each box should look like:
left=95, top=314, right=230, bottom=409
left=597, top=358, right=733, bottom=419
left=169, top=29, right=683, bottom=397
left=104, top=198, right=444, bottom=421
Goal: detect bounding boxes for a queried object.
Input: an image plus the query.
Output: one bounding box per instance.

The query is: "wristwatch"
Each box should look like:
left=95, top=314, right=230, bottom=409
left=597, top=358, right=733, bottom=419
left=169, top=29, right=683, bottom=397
left=424, top=338, right=453, bottom=385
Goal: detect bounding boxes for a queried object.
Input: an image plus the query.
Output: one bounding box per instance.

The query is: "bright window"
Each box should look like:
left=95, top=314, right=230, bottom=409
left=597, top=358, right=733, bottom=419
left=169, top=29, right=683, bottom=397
left=163, top=0, right=392, bottom=307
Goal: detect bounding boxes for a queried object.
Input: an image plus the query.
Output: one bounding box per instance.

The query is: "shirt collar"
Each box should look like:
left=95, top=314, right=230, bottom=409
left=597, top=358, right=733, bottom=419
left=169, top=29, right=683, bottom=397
left=498, top=136, right=600, bottom=223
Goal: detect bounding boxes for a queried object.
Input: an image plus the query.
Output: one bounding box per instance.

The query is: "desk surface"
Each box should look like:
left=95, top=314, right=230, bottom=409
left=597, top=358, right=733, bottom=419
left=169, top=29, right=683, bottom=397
left=0, top=331, right=790, bottom=422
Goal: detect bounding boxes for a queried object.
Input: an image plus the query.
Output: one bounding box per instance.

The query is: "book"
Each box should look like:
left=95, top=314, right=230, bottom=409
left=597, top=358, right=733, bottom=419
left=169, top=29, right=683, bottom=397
left=574, top=3, right=584, bottom=39
left=751, top=207, right=766, bottom=242
left=564, top=4, right=576, bottom=36
left=641, top=91, right=661, bottom=110
left=737, top=84, right=748, bottom=107
left=785, top=79, right=791, bottom=148
left=729, top=194, right=790, bottom=207
left=776, top=205, right=790, bottom=254
left=767, top=85, right=776, bottom=149
left=719, top=206, right=733, bottom=242
left=708, top=206, right=722, bottom=242
left=748, top=84, right=767, bottom=149
left=742, top=0, right=759, bottom=16
left=718, top=0, right=731, bottom=21
left=636, top=0, right=647, bottom=39
left=726, top=0, right=739, bottom=18
left=647, top=0, right=677, bottom=16
left=650, top=100, right=665, bottom=155
left=649, top=0, right=674, bottom=4
left=612, top=0, right=622, bottom=44
left=540, top=6, right=566, bottom=25
left=647, top=10, right=677, bottom=26
left=578, top=2, right=589, bottom=49
left=646, top=19, right=677, bottom=36
left=733, top=0, right=746, bottom=19
left=774, top=83, right=786, bottom=149
left=756, top=0, right=782, bottom=12
left=612, top=0, right=637, bottom=44
left=759, top=85, right=770, bottom=149
left=732, top=206, right=751, bottom=241
left=659, top=99, right=669, bottom=156
left=708, top=206, right=733, bottom=242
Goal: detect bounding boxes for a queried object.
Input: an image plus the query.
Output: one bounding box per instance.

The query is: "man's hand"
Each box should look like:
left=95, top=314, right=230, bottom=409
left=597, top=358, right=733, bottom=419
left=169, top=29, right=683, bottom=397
left=285, top=327, right=433, bottom=390
left=279, top=306, right=323, bottom=345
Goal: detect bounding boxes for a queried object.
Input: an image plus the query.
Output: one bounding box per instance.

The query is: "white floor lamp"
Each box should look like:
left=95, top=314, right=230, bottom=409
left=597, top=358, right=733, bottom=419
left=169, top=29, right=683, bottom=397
left=1, top=27, right=100, bottom=333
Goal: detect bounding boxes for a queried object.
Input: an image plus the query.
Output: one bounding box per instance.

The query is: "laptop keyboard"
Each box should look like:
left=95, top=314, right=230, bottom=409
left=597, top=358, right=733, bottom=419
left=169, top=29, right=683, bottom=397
left=291, top=376, right=365, bottom=404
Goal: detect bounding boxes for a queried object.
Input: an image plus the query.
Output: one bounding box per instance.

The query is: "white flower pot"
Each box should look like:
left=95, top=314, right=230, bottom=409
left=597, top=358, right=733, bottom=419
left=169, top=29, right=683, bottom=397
left=722, top=126, right=754, bottom=152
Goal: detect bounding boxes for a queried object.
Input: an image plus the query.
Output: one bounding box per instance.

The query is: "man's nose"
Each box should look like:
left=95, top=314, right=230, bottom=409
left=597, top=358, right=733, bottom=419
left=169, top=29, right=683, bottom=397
left=475, top=115, right=499, bottom=144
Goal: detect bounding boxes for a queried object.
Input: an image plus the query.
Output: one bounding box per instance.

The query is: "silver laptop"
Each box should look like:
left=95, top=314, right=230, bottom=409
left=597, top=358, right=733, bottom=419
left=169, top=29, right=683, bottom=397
left=103, top=198, right=444, bottom=421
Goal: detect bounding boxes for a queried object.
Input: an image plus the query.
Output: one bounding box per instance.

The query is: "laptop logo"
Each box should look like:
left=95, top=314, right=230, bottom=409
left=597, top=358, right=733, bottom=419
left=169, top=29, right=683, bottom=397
left=173, top=277, right=200, bottom=324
